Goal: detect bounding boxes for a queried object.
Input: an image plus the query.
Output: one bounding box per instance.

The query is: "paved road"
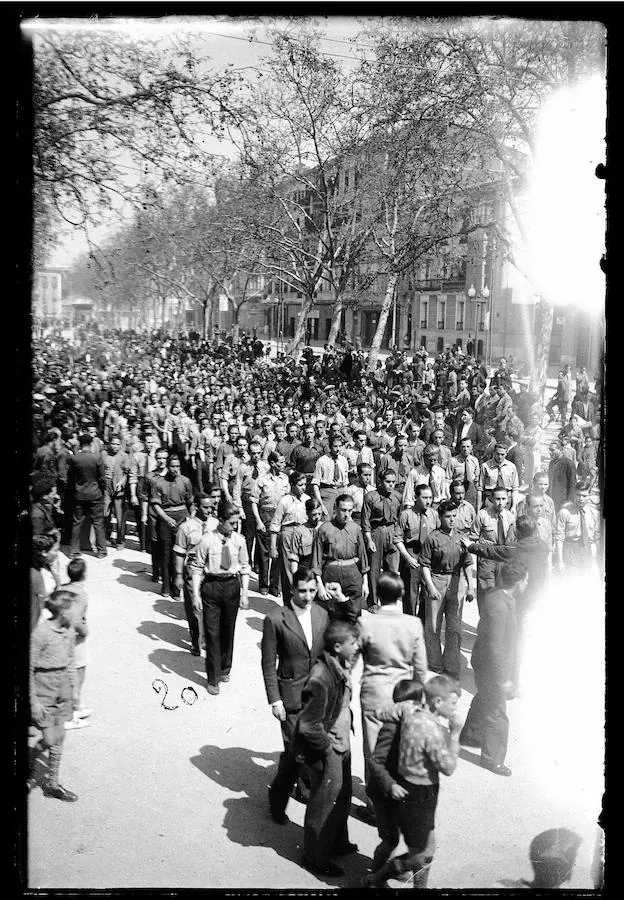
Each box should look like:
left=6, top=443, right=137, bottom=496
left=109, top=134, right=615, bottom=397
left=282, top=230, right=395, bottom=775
left=27, top=418, right=603, bottom=889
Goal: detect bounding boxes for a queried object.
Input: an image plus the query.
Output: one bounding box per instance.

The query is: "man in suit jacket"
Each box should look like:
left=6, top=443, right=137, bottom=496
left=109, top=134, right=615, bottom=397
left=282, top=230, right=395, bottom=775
left=262, top=568, right=330, bottom=823
left=452, top=408, right=484, bottom=457
left=459, top=562, right=529, bottom=777
left=572, top=391, right=597, bottom=426
left=68, top=433, right=107, bottom=557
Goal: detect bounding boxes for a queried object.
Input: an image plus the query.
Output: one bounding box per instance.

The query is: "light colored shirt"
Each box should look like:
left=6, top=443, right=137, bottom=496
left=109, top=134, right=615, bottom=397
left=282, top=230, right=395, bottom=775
left=479, top=459, right=520, bottom=494
left=470, top=508, right=516, bottom=544
left=192, top=529, right=251, bottom=576
left=403, top=464, right=449, bottom=508
left=174, top=515, right=219, bottom=563
left=251, top=471, right=290, bottom=524
left=344, top=483, right=375, bottom=518
left=358, top=605, right=428, bottom=709
left=270, top=492, right=310, bottom=533
left=310, top=453, right=349, bottom=488
left=293, top=603, right=313, bottom=650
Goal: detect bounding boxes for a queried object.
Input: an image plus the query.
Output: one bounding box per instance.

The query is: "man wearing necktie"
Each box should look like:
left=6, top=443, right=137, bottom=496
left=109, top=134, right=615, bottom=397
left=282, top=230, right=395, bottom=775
left=477, top=443, right=519, bottom=513
left=402, top=446, right=449, bottom=511
left=311, top=435, right=349, bottom=521
left=191, top=500, right=250, bottom=695
left=173, top=492, right=219, bottom=656
left=470, top=487, right=517, bottom=610
left=394, top=485, right=440, bottom=617
left=554, top=480, right=600, bottom=573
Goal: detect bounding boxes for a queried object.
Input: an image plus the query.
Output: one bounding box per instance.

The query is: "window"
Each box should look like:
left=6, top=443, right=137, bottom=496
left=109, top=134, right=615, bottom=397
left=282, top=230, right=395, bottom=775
left=456, top=338, right=462, bottom=348
left=456, top=299, right=465, bottom=330
left=437, top=337, right=444, bottom=353
left=438, top=299, right=446, bottom=330
left=420, top=335, right=427, bottom=349
left=420, top=299, right=428, bottom=329
left=477, top=339, right=484, bottom=358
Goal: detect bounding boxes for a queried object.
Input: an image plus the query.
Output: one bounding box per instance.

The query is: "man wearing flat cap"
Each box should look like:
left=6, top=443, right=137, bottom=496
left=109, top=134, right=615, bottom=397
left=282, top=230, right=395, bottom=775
left=31, top=476, right=62, bottom=534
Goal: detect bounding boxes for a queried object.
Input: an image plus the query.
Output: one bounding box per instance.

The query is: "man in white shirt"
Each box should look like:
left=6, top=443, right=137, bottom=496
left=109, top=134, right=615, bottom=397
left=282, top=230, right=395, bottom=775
left=311, top=434, right=350, bottom=520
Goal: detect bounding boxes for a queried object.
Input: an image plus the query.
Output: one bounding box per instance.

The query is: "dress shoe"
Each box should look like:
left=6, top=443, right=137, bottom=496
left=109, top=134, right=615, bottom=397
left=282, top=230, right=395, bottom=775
left=366, top=604, right=378, bottom=615
left=42, top=781, right=78, bottom=802
left=151, top=574, right=160, bottom=583
left=219, top=674, right=230, bottom=682
left=190, top=646, right=200, bottom=657
left=161, top=589, right=170, bottom=598
left=94, top=550, right=107, bottom=559
left=206, top=684, right=220, bottom=695
left=302, top=857, right=344, bottom=878
left=355, top=805, right=376, bottom=825
left=480, top=758, right=512, bottom=776
left=291, top=785, right=309, bottom=804
left=260, top=587, right=269, bottom=595
left=269, top=588, right=281, bottom=597
left=332, top=841, right=358, bottom=855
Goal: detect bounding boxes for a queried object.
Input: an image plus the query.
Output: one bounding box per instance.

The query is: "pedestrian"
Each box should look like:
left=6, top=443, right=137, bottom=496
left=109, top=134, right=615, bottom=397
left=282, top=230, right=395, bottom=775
left=30, top=533, right=60, bottom=633
left=547, top=440, right=577, bottom=513
left=293, top=619, right=359, bottom=878
left=173, top=491, right=219, bottom=657
left=150, top=452, right=193, bottom=597
left=31, top=475, right=62, bottom=535
left=394, top=485, right=439, bottom=618
left=470, top=486, right=516, bottom=608
left=476, top=442, right=519, bottom=514
left=146, top=447, right=169, bottom=585
left=311, top=493, right=370, bottom=624
left=262, top=567, right=330, bottom=822
left=402, top=446, right=449, bottom=511
left=344, top=462, right=375, bottom=525
left=67, top=433, right=107, bottom=557
left=459, top=561, right=530, bottom=775
left=29, top=589, right=79, bottom=801
left=418, top=500, right=474, bottom=681
left=361, top=470, right=402, bottom=610
left=232, top=439, right=269, bottom=564
left=101, top=434, right=131, bottom=548
left=310, top=434, right=350, bottom=521
left=365, top=674, right=463, bottom=887
left=251, top=451, right=290, bottom=597
left=61, top=555, right=93, bottom=729
left=357, top=571, right=428, bottom=823
left=191, top=500, right=250, bottom=695
left=269, top=470, right=310, bottom=603
left=554, top=478, right=601, bottom=574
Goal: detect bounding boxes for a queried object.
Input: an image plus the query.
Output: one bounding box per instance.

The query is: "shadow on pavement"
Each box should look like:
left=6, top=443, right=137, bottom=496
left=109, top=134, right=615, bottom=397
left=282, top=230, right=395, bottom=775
left=137, top=619, right=190, bottom=648
left=247, top=594, right=280, bottom=617
left=152, top=596, right=186, bottom=621
left=190, top=744, right=371, bottom=886
left=112, top=558, right=160, bottom=594
left=148, top=646, right=206, bottom=689
left=244, top=615, right=265, bottom=633
left=459, top=746, right=483, bottom=768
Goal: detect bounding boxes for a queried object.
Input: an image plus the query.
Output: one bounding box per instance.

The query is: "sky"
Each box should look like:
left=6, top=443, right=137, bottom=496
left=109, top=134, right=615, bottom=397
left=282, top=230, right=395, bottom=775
left=25, top=13, right=373, bottom=267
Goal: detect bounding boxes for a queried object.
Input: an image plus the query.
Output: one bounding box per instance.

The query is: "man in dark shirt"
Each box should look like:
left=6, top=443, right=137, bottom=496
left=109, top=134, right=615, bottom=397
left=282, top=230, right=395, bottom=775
left=418, top=500, right=474, bottom=681
left=362, top=471, right=402, bottom=610
left=151, top=453, right=193, bottom=597
left=31, top=476, right=61, bottom=535
left=460, top=562, right=529, bottom=776
left=67, top=433, right=107, bottom=557
left=547, top=440, right=576, bottom=512
left=290, top=424, right=321, bottom=491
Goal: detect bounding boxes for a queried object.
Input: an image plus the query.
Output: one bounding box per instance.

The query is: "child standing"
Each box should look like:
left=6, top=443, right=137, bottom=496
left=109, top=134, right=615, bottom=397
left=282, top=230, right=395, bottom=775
left=29, top=589, right=79, bottom=801
left=363, top=675, right=463, bottom=887
left=63, top=556, right=92, bottom=728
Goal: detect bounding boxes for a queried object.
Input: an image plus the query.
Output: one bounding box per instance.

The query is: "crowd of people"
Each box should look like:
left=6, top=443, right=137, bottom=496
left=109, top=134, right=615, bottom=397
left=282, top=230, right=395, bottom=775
left=28, top=325, right=603, bottom=886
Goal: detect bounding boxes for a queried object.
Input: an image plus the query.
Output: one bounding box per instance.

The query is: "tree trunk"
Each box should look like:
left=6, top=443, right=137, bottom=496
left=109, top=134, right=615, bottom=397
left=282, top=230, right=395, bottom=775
left=326, top=292, right=345, bottom=347
left=529, top=297, right=554, bottom=399
left=287, top=295, right=314, bottom=358
left=232, top=322, right=240, bottom=345
left=367, top=272, right=399, bottom=370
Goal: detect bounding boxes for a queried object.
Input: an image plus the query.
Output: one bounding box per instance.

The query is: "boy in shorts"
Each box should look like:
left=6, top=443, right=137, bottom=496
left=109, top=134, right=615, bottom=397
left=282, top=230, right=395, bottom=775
left=29, top=589, right=79, bottom=801
left=63, top=556, right=92, bottom=728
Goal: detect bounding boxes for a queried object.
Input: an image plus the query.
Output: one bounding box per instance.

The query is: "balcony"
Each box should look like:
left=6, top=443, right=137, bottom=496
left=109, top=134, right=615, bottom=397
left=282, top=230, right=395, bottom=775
left=437, top=321, right=446, bottom=330
left=420, top=320, right=427, bottom=328
left=478, top=322, right=485, bottom=332
left=413, top=278, right=466, bottom=292
left=456, top=322, right=464, bottom=330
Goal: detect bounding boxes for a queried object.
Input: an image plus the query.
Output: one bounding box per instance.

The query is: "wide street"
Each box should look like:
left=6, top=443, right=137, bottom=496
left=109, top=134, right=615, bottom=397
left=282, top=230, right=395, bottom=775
left=27, top=422, right=604, bottom=890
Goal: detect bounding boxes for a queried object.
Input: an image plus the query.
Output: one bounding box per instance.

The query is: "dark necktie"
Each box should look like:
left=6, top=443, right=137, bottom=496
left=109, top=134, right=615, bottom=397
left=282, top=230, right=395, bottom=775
left=418, top=513, right=424, bottom=544
left=252, top=464, right=259, bottom=480
left=463, top=458, right=472, bottom=492
left=429, top=471, right=436, bottom=497
left=579, top=507, right=589, bottom=547
left=333, top=457, right=341, bottom=485
left=497, top=515, right=506, bottom=545
left=220, top=537, right=231, bottom=571
left=496, top=465, right=505, bottom=489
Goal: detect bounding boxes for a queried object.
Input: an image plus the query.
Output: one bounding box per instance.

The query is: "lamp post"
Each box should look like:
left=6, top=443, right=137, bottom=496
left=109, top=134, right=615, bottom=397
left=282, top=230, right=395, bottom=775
left=467, top=283, right=490, bottom=362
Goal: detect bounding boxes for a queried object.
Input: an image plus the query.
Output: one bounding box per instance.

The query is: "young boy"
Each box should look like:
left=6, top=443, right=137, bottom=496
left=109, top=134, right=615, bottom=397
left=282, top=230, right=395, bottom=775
left=364, top=675, right=463, bottom=887
left=29, top=589, right=79, bottom=801
left=365, top=678, right=425, bottom=886
left=63, top=556, right=92, bottom=728
left=292, top=620, right=360, bottom=878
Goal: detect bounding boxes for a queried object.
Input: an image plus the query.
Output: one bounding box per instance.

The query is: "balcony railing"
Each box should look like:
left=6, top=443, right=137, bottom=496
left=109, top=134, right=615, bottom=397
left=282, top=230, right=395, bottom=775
left=437, top=321, right=446, bottom=329
left=413, top=278, right=466, bottom=292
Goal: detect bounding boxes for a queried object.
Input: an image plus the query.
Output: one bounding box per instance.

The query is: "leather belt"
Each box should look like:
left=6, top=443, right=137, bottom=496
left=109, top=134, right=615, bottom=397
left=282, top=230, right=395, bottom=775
left=325, top=557, right=358, bottom=568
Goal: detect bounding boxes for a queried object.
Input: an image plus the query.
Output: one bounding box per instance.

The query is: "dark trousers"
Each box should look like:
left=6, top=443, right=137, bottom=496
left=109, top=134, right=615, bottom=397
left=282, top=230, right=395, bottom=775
left=157, top=510, right=186, bottom=595
left=368, top=785, right=438, bottom=882
left=241, top=500, right=257, bottom=561
left=200, top=577, right=240, bottom=686
left=400, top=557, right=425, bottom=622
left=104, top=488, right=126, bottom=543
left=268, top=712, right=309, bottom=815
left=460, top=668, right=509, bottom=765
left=476, top=558, right=497, bottom=612
left=321, top=562, right=363, bottom=624
left=303, top=749, right=352, bottom=867
left=70, top=498, right=106, bottom=554
left=367, top=525, right=400, bottom=606
left=255, top=527, right=280, bottom=593
left=183, top=570, right=200, bottom=651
